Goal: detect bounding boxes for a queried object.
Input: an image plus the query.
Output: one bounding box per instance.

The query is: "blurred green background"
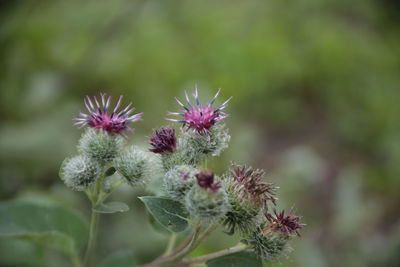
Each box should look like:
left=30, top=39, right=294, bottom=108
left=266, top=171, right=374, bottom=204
left=1, top=0, right=400, bottom=266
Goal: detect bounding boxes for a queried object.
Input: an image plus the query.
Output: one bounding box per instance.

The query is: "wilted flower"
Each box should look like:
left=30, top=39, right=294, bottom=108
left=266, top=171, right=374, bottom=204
left=74, top=93, right=142, bottom=136
left=231, top=164, right=277, bottom=209
left=264, top=208, right=305, bottom=236
left=167, top=88, right=231, bottom=134
left=195, top=170, right=221, bottom=192
left=149, top=127, right=177, bottom=154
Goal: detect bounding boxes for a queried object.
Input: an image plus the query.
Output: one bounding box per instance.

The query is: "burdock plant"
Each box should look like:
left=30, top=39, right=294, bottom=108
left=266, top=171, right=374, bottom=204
left=60, top=93, right=146, bottom=266
left=57, top=88, right=304, bottom=267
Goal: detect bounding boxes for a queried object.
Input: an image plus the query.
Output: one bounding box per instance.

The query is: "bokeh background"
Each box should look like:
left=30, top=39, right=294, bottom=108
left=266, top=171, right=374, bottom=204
left=1, top=0, right=400, bottom=266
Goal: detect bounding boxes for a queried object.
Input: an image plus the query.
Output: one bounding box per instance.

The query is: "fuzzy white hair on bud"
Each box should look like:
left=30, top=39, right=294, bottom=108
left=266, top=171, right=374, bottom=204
left=78, top=128, right=125, bottom=164
left=185, top=180, right=231, bottom=224
left=180, top=123, right=230, bottom=161
left=114, top=146, right=149, bottom=186
left=163, top=165, right=198, bottom=201
left=59, top=155, right=101, bottom=191
left=245, top=231, right=291, bottom=262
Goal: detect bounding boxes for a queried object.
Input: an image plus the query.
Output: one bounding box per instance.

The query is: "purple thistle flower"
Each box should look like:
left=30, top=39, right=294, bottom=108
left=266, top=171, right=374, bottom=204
left=265, top=208, right=306, bottom=236
left=149, top=127, right=177, bottom=154
left=167, top=87, right=232, bottom=134
left=231, top=164, right=277, bottom=208
left=195, top=170, right=221, bottom=192
left=74, top=93, right=142, bottom=136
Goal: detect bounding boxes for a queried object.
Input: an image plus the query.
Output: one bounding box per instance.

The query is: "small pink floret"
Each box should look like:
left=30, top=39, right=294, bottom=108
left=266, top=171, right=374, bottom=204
left=184, top=105, right=220, bottom=133
left=167, top=88, right=231, bottom=134
left=74, top=93, right=142, bottom=136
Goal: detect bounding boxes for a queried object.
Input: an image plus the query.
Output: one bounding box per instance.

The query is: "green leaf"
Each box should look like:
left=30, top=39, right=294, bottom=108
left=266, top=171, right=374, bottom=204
left=93, top=201, right=129, bottom=214
left=99, top=250, right=137, bottom=267
left=0, top=201, right=88, bottom=256
left=139, top=196, right=189, bottom=233
left=206, top=250, right=263, bottom=267
left=148, top=213, right=170, bottom=235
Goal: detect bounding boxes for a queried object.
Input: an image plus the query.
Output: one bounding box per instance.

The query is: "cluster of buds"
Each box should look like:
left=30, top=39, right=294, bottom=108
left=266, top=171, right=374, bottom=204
left=60, top=94, right=148, bottom=192
left=60, top=88, right=305, bottom=264
left=150, top=88, right=304, bottom=260
left=149, top=90, right=231, bottom=169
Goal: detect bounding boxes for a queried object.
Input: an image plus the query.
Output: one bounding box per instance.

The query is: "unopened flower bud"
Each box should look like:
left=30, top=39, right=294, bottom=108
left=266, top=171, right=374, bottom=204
left=149, top=127, right=177, bottom=154
left=78, top=128, right=125, bottom=164
left=180, top=123, right=230, bottom=159
left=59, top=155, right=101, bottom=191
left=185, top=173, right=230, bottom=223
left=114, top=146, right=148, bottom=186
left=163, top=165, right=198, bottom=201
left=245, top=230, right=290, bottom=262
left=222, top=164, right=278, bottom=235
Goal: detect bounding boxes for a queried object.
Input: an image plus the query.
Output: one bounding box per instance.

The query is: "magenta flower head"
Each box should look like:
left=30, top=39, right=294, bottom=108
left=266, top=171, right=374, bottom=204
left=149, top=127, right=177, bottom=154
left=74, top=93, right=142, bottom=136
left=167, top=88, right=232, bottom=134
left=231, top=164, right=277, bottom=208
left=195, top=170, right=221, bottom=192
left=265, top=208, right=306, bottom=236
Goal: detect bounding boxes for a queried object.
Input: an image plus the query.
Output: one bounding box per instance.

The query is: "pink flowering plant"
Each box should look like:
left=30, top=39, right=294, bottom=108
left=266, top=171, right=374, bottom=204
left=57, top=88, right=305, bottom=266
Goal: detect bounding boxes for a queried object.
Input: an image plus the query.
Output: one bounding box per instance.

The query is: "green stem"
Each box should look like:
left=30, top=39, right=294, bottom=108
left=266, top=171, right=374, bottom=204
left=84, top=209, right=100, bottom=267
left=140, top=224, right=202, bottom=267
left=192, top=223, right=218, bottom=247
left=70, top=253, right=83, bottom=267
left=163, top=234, right=177, bottom=256
left=180, top=244, right=248, bottom=265
left=83, top=177, right=103, bottom=267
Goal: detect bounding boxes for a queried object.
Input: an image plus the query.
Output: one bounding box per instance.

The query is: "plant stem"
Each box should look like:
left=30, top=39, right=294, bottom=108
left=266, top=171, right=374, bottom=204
left=83, top=178, right=103, bottom=267
left=70, top=253, right=83, bottom=267
left=192, top=223, right=218, bottom=247
left=180, top=244, right=248, bottom=265
left=84, top=209, right=100, bottom=267
left=163, top=234, right=177, bottom=256
left=140, top=224, right=202, bottom=267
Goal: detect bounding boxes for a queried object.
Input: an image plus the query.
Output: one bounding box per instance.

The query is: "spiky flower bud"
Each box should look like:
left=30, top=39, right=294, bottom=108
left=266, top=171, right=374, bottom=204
left=264, top=209, right=305, bottom=237
left=180, top=123, right=230, bottom=160
left=78, top=128, right=125, bottom=165
left=114, top=146, right=148, bottom=186
left=185, top=171, right=230, bottom=223
left=245, top=230, right=290, bottom=262
left=59, top=155, right=101, bottom=191
left=163, top=165, right=198, bottom=200
left=245, top=209, right=304, bottom=261
left=149, top=127, right=177, bottom=154
left=230, top=164, right=277, bottom=209
left=222, top=164, right=277, bottom=235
